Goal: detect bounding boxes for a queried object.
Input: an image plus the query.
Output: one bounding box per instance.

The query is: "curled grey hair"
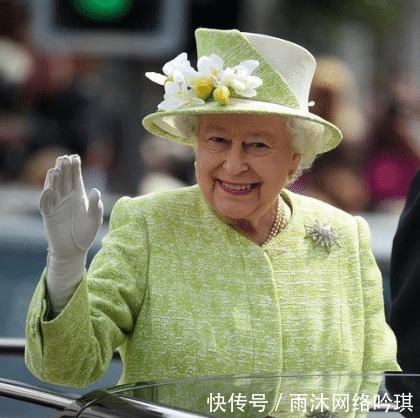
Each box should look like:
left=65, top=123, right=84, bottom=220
left=285, top=117, right=328, bottom=182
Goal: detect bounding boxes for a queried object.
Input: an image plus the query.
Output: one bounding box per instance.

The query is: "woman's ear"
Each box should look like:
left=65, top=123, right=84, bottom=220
left=290, top=153, right=302, bottom=176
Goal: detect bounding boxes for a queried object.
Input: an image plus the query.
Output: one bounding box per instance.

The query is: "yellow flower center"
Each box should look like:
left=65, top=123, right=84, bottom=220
left=194, top=78, right=214, bottom=100
left=213, top=85, right=230, bottom=105
left=165, top=76, right=173, bottom=83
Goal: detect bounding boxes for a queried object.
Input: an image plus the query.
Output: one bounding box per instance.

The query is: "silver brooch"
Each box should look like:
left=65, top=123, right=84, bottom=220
left=304, top=221, right=340, bottom=253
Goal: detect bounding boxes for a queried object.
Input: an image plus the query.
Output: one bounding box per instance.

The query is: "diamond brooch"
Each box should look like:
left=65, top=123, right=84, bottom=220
left=304, top=221, right=340, bottom=253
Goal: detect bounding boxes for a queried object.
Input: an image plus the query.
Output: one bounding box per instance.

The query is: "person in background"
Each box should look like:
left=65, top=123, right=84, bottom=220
left=289, top=55, right=371, bottom=213
left=25, top=28, right=399, bottom=390
left=0, top=0, right=115, bottom=190
left=23, top=52, right=115, bottom=192
left=364, top=73, right=420, bottom=212
left=0, top=0, right=33, bottom=181
left=386, top=170, right=420, bottom=417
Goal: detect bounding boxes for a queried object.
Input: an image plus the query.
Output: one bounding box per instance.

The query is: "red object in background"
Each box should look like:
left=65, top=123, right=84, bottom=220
left=367, top=153, right=420, bottom=204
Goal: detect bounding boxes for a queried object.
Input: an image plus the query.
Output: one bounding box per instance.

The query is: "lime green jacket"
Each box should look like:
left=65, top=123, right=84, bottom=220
left=25, top=185, right=399, bottom=387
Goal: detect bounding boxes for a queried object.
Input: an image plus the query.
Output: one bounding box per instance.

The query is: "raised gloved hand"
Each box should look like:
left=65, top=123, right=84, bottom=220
left=40, top=154, right=103, bottom=314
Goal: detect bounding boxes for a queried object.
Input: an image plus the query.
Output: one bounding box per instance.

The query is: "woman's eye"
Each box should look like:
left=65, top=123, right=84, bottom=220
left=209, top=137, right=227, bottom=145
left=249, top=142, right=268, bottom=149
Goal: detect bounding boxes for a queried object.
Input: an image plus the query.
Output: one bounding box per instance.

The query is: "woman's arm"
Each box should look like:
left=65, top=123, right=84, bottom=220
left=25, top=197, right=149, bottom=387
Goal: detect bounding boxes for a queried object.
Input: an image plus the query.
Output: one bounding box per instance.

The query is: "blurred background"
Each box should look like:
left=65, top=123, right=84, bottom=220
left=0, top=0, right=418, bottom=210
left=0, top=1, right=418, bottom=413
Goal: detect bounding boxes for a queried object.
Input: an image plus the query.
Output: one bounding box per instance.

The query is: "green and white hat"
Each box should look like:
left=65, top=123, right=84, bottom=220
left=142, top=28, right=342, bottom=154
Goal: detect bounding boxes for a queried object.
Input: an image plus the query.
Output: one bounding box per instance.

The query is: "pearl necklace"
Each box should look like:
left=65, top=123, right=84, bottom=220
left=262, top=197, right=287, bottom=246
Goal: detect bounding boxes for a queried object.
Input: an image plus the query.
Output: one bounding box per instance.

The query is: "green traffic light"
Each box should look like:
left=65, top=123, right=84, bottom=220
left=72, top=0, right=134, bottom=22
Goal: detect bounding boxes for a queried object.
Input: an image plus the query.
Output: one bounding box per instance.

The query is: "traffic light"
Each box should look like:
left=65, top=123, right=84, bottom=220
left=29, top=0, right=189, bottom=58
left=70, top=0, right=135, bottom=23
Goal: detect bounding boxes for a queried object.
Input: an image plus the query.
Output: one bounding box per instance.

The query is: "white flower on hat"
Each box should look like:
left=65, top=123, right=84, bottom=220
left=221, top=60, right=263, bottom=98
left=146, top=52, right=263, bottom=108
left=190, top=54, right=224, bottom=100
left=197, top=54, right=225, bottom=81
left=157, top=71, right=205, bottom=111
left=145, top=52, right=195, bottom=86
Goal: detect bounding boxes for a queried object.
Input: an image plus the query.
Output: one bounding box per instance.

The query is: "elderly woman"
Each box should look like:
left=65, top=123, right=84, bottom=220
left=25, top=28, right=399, bottom=388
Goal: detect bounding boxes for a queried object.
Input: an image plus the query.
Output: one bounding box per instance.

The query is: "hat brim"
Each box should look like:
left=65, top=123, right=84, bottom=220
left=142, top=98, right=342, bottom=154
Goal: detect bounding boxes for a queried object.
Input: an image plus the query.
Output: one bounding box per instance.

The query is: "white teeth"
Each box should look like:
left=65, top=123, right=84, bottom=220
left=223, top=182, right=253, bottom=191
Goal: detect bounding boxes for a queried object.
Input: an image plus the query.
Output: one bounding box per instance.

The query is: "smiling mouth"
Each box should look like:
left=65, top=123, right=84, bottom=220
left=218, top=180, right=258, bottom=195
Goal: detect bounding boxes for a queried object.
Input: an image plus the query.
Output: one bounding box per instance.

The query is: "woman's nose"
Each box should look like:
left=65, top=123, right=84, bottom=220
left=222, top=146, right=248, bottom=173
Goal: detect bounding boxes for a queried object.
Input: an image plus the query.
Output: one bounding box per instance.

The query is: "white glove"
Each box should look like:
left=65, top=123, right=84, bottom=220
left=40, top=154, right=103, bottom=315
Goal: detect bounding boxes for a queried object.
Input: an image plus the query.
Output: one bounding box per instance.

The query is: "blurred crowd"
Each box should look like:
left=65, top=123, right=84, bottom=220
left=290, top=56, right=420, bottom=214
left=0, top=1, right=117, bottom=193
left=0, top=1, right=418, bottom=214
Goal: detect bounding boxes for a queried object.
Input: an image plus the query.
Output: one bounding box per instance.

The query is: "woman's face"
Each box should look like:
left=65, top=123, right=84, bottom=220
left=196, top=113, right=301, bottom=224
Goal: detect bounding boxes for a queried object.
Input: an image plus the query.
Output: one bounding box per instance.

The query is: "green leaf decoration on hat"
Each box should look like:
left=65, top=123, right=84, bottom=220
left=196, top=28, right=300, bottom=109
